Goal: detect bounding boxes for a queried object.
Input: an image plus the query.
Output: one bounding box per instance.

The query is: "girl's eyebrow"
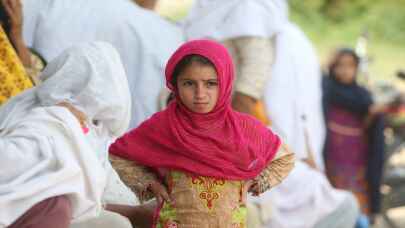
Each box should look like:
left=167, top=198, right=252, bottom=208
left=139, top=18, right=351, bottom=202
left=179, top=78, right=217, bottom=82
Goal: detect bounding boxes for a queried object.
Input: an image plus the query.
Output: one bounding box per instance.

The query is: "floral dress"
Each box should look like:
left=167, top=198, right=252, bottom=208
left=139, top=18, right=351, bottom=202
left=155, top=171, right=247, bottom=228
left=110, top=144, right=295, bottom=228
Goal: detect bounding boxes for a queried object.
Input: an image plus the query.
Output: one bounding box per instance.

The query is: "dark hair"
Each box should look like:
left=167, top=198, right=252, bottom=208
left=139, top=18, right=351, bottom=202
left=0, top=3, right=10, bottom=33
left=171, top=54, right=215, bottom=88
left=329, top=48, right=360, bottom=80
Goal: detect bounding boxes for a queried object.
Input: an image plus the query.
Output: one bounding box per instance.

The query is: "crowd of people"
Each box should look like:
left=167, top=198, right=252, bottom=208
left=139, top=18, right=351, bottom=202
left=0, top=0, right=391, bottom=228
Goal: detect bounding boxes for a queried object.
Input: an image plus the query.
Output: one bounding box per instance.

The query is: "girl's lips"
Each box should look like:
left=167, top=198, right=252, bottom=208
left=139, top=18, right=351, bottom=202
left=194, top=103, right=209, bottom=109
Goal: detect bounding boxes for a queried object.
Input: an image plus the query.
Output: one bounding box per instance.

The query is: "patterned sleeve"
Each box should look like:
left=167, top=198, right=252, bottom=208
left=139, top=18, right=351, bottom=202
left=222, top=37, right=274, bottom=100
left=109, top=154, right=158, bottom=203
left=253, top=144, right=295, bottom=194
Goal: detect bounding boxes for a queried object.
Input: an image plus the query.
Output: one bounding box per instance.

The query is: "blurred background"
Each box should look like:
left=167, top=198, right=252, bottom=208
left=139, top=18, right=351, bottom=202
left=1, top=0, right=404, bottom=227
left=155, top=1, right=405, bottom=227
left=157, top=0, right=405, bottom=85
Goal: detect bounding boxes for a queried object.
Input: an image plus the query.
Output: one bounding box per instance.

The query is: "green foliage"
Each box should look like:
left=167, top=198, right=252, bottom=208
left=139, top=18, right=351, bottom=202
left=289, top=0, right=405, bottom=44
left=365, top=1, right=405, bottom=44
left=288, top=0, right=405, bottom=80
left=158, top=0, right=405, bottom=81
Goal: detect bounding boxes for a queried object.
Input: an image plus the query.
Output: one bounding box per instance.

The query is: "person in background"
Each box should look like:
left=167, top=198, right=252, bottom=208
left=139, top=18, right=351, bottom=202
left=0, top=42, right=151, bottom=228
left=183, top=0, right=287, bottom=124
left=257, top=22, right=361, bottom=228
left=323, top=48, right=387, bottom=226
left=22, top=0, right=183, bottom=129
left=1, top=0, right=45, bottom=85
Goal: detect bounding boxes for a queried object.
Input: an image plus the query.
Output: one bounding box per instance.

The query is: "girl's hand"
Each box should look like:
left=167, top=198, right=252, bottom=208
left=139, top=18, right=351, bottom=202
left=369, top=104, right=388, bottom=115
left=241, top=180, right=259, bottom=205
left=147, top=181, right=173, bottom=205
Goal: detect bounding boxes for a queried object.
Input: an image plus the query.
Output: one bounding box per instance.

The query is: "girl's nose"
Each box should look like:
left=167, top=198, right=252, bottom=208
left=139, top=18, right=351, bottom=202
left=195, top=83, right=206, bottom=99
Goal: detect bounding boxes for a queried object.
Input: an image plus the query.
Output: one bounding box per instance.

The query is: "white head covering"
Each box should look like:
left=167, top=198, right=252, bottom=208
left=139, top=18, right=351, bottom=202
left=184, top=0, right=288, bottom=40
left=22, top=0, right=184, bottom=129
left=36, top=42, right=131, bottom=137
left=0, top=42, right=133, bottom=226
left=0, top=42, right=131, bottom=137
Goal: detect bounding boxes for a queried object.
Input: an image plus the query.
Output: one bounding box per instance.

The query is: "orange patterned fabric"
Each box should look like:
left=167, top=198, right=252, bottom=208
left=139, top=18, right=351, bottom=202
left=190, top=176, right=226, bottom=210
left=155, top=171, right=247, bottom=228
left=0, top=26, right=32, bottom=105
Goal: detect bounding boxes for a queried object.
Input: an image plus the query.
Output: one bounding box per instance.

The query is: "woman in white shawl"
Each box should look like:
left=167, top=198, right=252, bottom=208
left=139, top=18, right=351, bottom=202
left=0, top=42, right=149, bottom=228
left=184, top=1, right=360, bottom=228
left=22, top=0, right=183, bottom=129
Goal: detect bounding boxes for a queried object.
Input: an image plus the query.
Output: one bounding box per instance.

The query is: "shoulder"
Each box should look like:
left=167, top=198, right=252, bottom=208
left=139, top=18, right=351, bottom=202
left=233, top=111, right=275, bottom=134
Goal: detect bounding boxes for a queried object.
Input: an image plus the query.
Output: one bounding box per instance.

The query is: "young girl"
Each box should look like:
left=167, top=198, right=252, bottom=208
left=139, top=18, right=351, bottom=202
left=323, top=48, right=386, bottom=225
left=110, top=39, right=295, bottom=228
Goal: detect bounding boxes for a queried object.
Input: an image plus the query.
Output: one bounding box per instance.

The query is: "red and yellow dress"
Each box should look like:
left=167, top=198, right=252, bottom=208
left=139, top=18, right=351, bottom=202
left=110, top=144, right=294, bottom=228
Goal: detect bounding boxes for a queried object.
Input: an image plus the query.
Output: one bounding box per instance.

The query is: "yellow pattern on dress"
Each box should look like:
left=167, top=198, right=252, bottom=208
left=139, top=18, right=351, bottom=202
left=156, top=171, right=247, bottom=228
left=0, top=26, right=32, bottom=105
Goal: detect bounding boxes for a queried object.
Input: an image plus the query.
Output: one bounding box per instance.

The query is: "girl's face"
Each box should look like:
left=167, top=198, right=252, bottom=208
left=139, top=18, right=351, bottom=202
left=176, top=62, right=219, bottom=113
left=334, top=54, right=358, bottom=85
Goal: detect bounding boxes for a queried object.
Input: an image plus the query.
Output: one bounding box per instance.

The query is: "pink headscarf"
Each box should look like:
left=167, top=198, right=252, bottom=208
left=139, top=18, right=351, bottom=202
left=110, top=40, right=281, bottom=180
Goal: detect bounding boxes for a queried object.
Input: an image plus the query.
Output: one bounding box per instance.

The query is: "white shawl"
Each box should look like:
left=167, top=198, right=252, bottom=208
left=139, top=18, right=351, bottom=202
left=253, top=23, right=346, bottom=228
left=264, top=22, right=326, bottom=168
left=22, top=0, right=184, bottom=129
left=0, top=42, right=132, bottom=227
left=183, top=0, right=288, bottom=40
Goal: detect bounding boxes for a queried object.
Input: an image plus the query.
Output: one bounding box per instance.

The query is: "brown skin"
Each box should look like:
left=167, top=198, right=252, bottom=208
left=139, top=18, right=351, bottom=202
left=147, top=181, right=173, bottom=205
left=133, top=0, right=158, bottom=10
left=1, top=0, right=33, bottom=67
left=232, top=92, right=257, bottom=115
left=333, top=54, right=358, bottom=85
left=106, top=202, right=156, bottom=228
left=177, top=62, right=219, bottom=114
left=56, top=102, right=87, bottom=128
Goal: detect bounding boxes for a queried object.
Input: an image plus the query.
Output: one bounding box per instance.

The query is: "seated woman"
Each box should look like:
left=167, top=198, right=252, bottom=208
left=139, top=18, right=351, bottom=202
left=110, top=40, right=295, bottom=228
left=0, top=42, right=148, bottom=228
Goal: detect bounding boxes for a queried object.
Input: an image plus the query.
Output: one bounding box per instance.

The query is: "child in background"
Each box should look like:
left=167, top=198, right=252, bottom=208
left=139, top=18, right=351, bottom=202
left=323, top=48, right=387, bottom=227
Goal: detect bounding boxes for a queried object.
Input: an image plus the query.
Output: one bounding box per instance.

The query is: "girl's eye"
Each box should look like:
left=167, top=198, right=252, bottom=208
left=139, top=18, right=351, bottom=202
left=207, top=81, right=218, bottom=87
left=183, top=81, right=193, bottom=86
